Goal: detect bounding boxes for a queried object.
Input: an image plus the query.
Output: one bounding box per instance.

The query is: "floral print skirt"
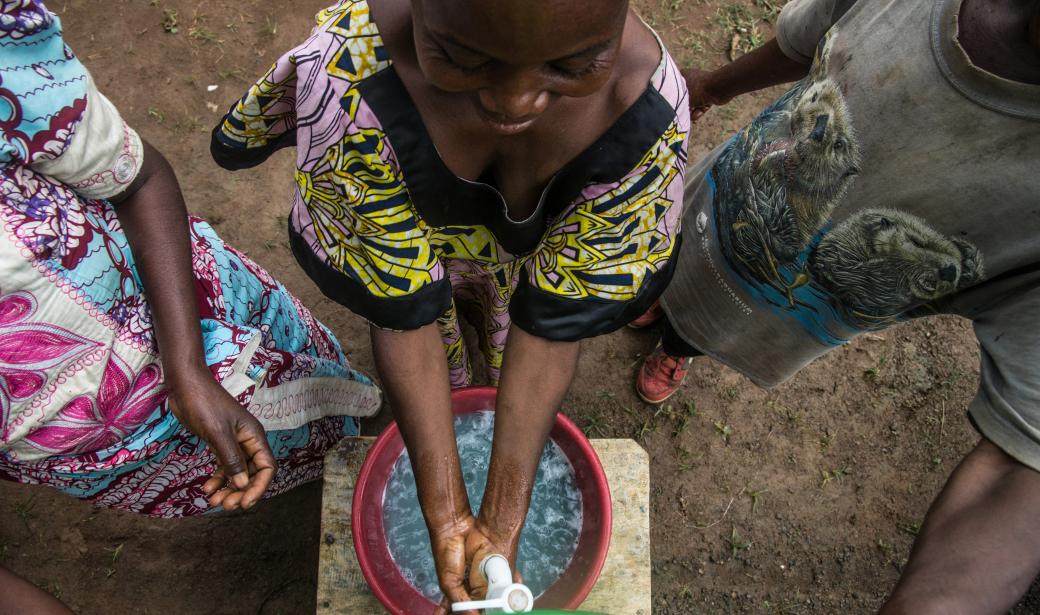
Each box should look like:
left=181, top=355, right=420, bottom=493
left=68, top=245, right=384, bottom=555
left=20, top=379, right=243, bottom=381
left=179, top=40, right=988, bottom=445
left=0, top=164, right=381, bottom=518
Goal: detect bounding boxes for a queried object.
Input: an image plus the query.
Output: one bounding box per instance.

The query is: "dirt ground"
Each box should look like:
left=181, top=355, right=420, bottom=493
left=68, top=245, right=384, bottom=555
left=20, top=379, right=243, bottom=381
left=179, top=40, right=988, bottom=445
left=2, top=1, right=1036, bottom=613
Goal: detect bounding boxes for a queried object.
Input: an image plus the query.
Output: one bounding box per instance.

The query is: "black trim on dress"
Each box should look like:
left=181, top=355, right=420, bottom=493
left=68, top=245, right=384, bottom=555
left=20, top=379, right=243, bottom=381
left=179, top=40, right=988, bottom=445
left=354, top=67, right=676, bottom=256
left=288, top=222, right=452, bottom=330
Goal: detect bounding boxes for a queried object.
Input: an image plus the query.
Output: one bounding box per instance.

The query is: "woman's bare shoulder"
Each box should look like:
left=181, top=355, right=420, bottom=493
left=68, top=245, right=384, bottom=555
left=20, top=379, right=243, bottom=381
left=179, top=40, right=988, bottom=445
left=609, top=10, right=667, bottom=111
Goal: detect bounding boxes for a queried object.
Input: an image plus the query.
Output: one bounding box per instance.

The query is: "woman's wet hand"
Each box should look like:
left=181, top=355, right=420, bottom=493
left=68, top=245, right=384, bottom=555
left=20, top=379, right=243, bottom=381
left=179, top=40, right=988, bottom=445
left=430, top=515, right=521, bottom=615
left=463, top=519, right=522, bottom=602
left=167, top=369, right=276, bottom=511
left=430, top=514, right=478, bottom=615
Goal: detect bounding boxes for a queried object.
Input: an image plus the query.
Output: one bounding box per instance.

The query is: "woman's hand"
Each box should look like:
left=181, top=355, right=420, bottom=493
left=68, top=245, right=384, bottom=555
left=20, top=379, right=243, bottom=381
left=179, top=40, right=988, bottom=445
left=431, top=514, right=478, bottom=615
left=167, top=368, right=276, bottom=511
left=681, top=67, right=730, bottom=123
left=430, top=515, right=520, bottom=615
left=462, top=518, right=522, bottom=601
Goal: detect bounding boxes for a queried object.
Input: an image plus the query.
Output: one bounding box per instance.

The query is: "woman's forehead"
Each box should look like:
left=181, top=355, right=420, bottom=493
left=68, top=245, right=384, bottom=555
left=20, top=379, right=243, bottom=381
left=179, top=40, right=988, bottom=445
left=418, top=0, right=628, bottom=62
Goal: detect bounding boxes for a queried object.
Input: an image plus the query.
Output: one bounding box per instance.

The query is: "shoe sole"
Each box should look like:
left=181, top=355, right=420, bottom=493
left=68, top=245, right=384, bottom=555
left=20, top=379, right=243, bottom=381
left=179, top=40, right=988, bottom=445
left=636, top=384, right=681, bottom=405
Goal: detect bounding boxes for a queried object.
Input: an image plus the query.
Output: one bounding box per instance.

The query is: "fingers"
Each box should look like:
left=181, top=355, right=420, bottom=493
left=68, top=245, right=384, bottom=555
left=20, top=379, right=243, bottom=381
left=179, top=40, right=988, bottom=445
left=202, top=467, right=226, bottom=496
left=432, top=532, right=474, bottom=615
left=236, top=423, right=276, bottom=509
left=204, top=419, right=276, bottom=512
left=208, top=425, right=251, bottom=489
left=438, top=582, right=475, bottom=615
left=467, top=559, right=489, bottom=601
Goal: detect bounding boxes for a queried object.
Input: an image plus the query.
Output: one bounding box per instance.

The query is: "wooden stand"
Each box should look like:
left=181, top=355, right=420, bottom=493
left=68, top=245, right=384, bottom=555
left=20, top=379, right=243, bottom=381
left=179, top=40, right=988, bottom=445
left=316, top=438, right=651, bottom=614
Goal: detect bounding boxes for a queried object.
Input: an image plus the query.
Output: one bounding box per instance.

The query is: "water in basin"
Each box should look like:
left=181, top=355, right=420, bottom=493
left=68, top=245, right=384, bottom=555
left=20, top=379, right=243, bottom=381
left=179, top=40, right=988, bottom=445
left=382, top=411, right=583, bottom=601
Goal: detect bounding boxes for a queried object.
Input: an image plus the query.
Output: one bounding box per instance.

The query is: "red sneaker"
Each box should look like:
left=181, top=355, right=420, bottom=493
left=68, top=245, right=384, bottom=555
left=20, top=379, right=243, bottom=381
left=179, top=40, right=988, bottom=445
left=636, top=346, right=692, bottom=404
left=628, top=301, right=664, bottom=329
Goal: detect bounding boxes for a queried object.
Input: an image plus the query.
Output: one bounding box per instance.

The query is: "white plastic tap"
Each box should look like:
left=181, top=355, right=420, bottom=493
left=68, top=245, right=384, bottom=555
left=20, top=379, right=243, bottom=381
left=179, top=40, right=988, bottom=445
left=450, top=554, right=534, bottom=613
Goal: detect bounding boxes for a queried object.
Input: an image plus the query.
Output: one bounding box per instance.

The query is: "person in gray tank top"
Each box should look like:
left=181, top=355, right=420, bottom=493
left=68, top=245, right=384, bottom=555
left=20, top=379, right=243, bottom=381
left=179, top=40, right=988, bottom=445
left=633, top=0, right=1040, bottom=611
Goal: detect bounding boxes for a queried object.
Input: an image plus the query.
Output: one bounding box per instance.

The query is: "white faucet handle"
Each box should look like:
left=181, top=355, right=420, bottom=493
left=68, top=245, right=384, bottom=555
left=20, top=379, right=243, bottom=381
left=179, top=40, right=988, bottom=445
left=450, top=585, right=533, bottom=613
left=451, top=598, right=507, bottom=612
left=451, top=555, right=534, bottom=613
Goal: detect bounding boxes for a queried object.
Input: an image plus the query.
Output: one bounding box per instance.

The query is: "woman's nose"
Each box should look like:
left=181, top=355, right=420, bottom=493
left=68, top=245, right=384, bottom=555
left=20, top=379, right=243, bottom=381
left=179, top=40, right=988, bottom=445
left=477, top=75, right=551, bottom=120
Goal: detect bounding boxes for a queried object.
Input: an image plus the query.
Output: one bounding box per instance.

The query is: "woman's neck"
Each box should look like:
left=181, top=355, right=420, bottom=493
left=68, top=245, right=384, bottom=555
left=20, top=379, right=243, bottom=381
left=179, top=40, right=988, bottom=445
left=959, top=0, right=1040, bottom=84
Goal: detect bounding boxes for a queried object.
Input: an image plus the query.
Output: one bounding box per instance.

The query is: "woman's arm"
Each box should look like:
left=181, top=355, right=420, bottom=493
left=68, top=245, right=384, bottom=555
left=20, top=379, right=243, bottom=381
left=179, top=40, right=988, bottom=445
left=467, top=325, right=581, bottom=597
left=109, top=140, right=275, bottom=511
left=685, top=38, right=810, bottom=120
left=369, top=323, right=477, bottom=613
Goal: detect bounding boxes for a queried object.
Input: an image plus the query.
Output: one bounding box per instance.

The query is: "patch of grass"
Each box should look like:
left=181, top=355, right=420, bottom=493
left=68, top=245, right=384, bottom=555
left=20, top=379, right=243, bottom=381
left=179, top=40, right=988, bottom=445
left=897, top=520, right=921, bottom=537
left=755, top=0, right=785, bottom=23
left=679, top=28, right=711, bottom=56
left=864, top=355, right=887, bottom=381
left=583, top=413, right=609, bottom=438
left=106, top=542, right=124, bottom=566
left=819, top=429, right=836, bottom=452
left=637, top=417, right=655, bottom=442
left=724, top=386, right=739, bottom=399
left=161, top=8, right=179, bottom=34
left=713, top=419, right=734, bottom=444
left=726, top=526, right=752, bottom=558
left=716, top=3, right=764, bottom=59
left=147, top=107, right=165, bottom=123
left=747, top=486, right=768, bottom=513
left=261, top=16, right=278, bottom=38
left=876, top=538, right=895, bottom=561
left=769, top=399, right=802, bottom=428
left=217, top=67, right=249, bottom=82
left=672, top=415, right=691, bottom=437
left=675, top=445, right=698, bottom=471
left=188, top=11, right=223, bottom=46
left=43, top=581, right=62, bottom=600
left=189, top=26, right=223, bottom=45
left=104, top=542, right=125, bottom=579
left=15, top=494, right=37, bottom=532
left=819, top=465, right=850, bottom=487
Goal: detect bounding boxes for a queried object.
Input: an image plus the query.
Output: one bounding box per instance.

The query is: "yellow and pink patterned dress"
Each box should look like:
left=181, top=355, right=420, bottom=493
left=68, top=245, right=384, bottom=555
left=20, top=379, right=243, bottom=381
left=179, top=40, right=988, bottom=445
left=213, top=0, right=691, bottom=386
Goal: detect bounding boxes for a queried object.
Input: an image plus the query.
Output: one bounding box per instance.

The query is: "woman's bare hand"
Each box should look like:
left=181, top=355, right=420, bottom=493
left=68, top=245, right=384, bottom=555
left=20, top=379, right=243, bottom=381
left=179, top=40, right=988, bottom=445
left=167, top=370, right=276, bottom=511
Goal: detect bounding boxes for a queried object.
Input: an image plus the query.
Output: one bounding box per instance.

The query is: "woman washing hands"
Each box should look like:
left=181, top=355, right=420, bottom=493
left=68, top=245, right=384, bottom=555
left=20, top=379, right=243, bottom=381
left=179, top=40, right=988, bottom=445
left=214, top=0, right=689, bottom=610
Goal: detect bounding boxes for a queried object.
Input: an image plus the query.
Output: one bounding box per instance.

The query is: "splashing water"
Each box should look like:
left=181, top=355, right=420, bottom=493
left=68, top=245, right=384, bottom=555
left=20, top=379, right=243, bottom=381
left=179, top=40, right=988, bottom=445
left=382, top=411, right=583, bottom=602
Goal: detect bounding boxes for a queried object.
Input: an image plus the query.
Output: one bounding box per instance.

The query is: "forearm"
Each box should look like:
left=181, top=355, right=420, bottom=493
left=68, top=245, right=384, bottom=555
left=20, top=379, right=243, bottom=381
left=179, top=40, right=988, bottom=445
left=0, top=564, right=72, bottom=615
left=881, top=438, right=1040, bottom=615
left=701, top=38, right=810, bottom=103
left=110, top=140, right=209, bottom=389
left=371, top=324, right=471, bottom=532
left=479, top=326, right=580, bottom=545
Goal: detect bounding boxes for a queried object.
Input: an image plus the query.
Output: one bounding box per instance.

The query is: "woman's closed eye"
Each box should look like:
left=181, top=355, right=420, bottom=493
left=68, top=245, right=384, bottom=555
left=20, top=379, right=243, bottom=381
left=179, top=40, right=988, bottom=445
left=549, top=56, right=611, bottom=79
left=427, top=36, right=491, bottom=74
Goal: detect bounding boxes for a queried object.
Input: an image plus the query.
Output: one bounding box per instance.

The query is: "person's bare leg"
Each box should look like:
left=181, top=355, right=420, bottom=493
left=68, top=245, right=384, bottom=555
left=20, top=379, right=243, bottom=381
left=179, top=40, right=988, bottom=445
left=880, top=438, right=1040, bottom=615
left=0, top=564, right=73, bottom=615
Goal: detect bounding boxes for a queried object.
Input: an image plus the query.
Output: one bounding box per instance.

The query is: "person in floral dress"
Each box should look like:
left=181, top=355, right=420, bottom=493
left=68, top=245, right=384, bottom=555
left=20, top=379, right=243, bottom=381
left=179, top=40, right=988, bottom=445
left=0, top=2, right=381, bottom=611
